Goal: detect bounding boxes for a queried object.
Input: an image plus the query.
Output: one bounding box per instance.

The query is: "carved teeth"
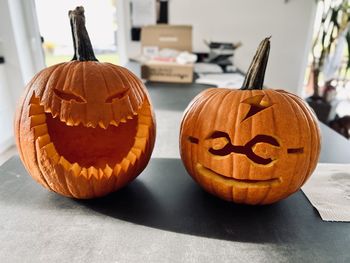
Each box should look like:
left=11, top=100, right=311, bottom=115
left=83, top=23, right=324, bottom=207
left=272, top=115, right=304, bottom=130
left=31, top=96, right=151, bottom=180
left=29, top=94, right=40, bottom=104
left=136, top=124, right=149, bottom=138
left=29, top=104, right=45, bottom=116
left=110, top=120, right=119, bottom=127
left=37, top=134, right=51, bottom=149
left=103, top=164, right=113, bottom=178
left=88, top=166, right=99, bottom=179
left=80, top=167, right=89, bottom=179
left=120, top=158, right=130, bottom=173
left=114, top=164, right=121, bottom=176
left=86, top=122, right=95, bottom=128
left=138, top=115, right=152, bottom=125
left=126, top=151, right=137, bottom=165
left=98, top=121, right=107, bottom=129
left=59, top=156, right=72, bottom=170
left=66, top=118, right=75, bottom=126
left=131, top=147, right=142, bottom=158
left=33, top=124, right=48, bottom=139
left=71, top=163, right=82, bottom=176
left=134, top=137, right=147, bottom=151
left=30, top=114, right=46, bottom=128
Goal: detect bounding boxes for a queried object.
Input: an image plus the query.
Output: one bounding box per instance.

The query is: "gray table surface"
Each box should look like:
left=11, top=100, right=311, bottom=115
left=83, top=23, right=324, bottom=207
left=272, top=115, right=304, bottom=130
left=1, top=155, right=350, bottom=263
left=1, top=80, right=350, bottom=263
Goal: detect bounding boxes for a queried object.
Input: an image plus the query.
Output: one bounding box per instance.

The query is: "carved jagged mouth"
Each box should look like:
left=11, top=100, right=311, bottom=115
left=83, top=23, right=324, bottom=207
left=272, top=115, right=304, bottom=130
left=196, top=163, right=281, bottom=187
left=28, top=95, right=153, bottom=178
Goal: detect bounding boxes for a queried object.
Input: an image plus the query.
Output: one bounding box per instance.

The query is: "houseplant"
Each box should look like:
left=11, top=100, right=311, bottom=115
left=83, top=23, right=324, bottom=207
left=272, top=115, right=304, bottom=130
left=306, top=0, right=350, bottom=122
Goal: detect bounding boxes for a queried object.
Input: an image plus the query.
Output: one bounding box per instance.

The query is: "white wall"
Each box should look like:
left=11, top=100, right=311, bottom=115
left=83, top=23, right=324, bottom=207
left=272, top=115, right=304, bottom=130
left=120, top=0, right=316, bottom=95
left=0, top=0, right=45, bottom=152
left=169, top=0, right=316, bottom=95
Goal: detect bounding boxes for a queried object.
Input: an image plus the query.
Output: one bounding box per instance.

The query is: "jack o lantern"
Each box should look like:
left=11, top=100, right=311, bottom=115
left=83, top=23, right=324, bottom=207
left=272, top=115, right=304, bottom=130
left=180, top=37, right=321, bottom=204
left=15, top=7, right=156, bottom=199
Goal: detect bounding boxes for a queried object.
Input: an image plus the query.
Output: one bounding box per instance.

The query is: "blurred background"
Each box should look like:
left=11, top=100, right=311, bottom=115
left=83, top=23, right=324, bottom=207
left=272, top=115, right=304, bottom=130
left=0, top=0, right=349, bottom=160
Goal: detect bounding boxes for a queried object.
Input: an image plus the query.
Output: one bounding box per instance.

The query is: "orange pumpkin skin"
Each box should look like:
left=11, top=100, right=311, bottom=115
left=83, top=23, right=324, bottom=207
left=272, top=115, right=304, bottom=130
left=15, top=61, right=156, bottom=199
left=180, top=88, right=320, bottom=204
left=14, top=7, right=156, bottom=199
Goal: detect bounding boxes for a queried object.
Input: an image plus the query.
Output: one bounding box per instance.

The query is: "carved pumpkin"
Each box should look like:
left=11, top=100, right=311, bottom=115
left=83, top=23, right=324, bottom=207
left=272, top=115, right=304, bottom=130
left=15, top=7, right=156, bottom=199
left=180, top=38, right=321, bottom=204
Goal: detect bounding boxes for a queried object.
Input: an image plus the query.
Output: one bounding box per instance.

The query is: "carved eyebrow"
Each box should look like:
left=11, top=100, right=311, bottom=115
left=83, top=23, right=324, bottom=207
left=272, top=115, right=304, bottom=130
left=188, top=136, right=199, bottom=144
left=287, top=147, right=304, bottom=154
left=105, top=89, right=129, bottom=103
left=54, top=89, right=86, bottom=103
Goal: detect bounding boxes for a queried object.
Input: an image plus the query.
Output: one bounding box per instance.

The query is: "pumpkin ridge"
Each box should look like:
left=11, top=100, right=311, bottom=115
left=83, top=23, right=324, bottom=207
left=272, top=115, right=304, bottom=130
left=121, top=66, right=146, bottom=107
left=257, top=91, right=277, bottom=204
left=232, top=90, right=251, bottom=180
left=291, top=95, right=311, bottom=191
left=287, top=95, right=319, bottom=187
left=208, top=90, right=232, bottom=199
left=275, top=92, right=302, bottom=195
left=289, top=96, right=312, bottom=191
left=194, top=89, right=226, bottom=185
left=210, top=89, right=232, bottom=180
left=284, top=92, right=322, bottom=172
left=96, top=63, right=111, bottom=96
left=37, top=63, right=65, bottom=103
left=104, top=63, right=143, bottom=115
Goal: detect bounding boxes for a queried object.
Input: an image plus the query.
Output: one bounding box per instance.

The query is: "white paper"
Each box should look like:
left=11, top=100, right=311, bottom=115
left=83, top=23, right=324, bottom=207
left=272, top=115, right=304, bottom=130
left=195, top=73, right=244, bottom=88
left=302, top=163, right=350, bottom=222
left=131, top=0, right=157, bottom=27
left=194, top=63, right=223, bottom=74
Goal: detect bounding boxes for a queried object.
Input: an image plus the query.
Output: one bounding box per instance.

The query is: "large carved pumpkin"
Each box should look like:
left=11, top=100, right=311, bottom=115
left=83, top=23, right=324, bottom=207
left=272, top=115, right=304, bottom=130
left=180, top=38, right=321, bottom=204
left=15, top=7, right=156, bottom=199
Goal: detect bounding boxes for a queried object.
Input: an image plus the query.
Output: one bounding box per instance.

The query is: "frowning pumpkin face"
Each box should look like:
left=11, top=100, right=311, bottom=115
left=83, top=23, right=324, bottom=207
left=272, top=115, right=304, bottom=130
left=179, top=38, right=321, bottom=204
left=14, top=7, right=156, bottom=199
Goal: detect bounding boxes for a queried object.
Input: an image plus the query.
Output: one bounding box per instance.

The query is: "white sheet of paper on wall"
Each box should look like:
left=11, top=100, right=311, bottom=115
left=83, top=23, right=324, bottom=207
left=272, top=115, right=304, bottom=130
left=131, top=0, right=157, bottom=27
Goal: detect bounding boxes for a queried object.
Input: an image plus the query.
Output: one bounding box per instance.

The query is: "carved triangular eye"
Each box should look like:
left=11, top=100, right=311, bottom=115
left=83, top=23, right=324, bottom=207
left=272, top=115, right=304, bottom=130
left=105, top=90, right=129, bottom=103
left=54, top=89, right=86, bottom=103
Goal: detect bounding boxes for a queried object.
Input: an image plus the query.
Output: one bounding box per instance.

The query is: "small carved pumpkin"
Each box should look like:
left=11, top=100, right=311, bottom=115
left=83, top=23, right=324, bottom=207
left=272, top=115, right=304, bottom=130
left=180, top=38, right=321, bottom=204
left=15, top=7, right=156, bottom=199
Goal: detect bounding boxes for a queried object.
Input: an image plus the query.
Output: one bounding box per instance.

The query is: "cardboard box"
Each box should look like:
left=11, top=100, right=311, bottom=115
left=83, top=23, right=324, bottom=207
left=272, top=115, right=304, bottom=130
left=140, top=25, right=193, bottom=83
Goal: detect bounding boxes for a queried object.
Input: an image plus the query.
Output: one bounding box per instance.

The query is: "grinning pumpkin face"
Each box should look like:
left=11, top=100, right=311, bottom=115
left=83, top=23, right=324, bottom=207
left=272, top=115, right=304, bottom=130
left=179, top=38, right=321, bottom=204
left=14, top=7, right=155, bottom=199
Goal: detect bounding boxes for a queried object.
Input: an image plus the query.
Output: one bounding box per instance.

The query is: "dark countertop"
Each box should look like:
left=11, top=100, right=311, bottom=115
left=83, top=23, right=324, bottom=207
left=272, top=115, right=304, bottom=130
left=1, top=156, right=349, bottom=262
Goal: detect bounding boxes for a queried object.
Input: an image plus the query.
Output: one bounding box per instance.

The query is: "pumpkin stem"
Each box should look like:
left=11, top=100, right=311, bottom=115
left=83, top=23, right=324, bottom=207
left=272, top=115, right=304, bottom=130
left=69, top=6, right=98, bottom=62
left=241, top=37, right=270, bottom=90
